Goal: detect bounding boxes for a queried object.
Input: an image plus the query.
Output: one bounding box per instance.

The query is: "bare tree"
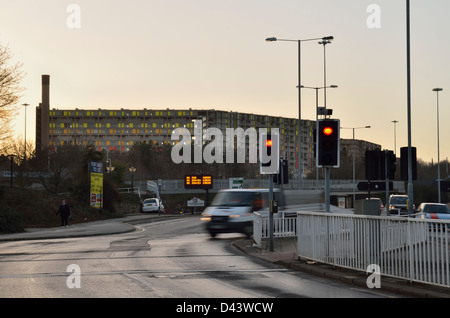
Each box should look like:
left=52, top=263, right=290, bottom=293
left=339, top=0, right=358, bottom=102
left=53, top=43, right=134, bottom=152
left=0, top=44, right=24, bottom=145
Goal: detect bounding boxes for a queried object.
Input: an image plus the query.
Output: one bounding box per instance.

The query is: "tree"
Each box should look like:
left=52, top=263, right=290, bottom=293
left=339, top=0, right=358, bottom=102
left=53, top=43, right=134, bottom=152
left=0, top=45, right=24, bottom=146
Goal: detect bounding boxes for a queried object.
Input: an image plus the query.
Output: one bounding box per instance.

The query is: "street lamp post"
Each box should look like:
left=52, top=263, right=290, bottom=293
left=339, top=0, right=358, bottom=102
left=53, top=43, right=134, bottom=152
left=318, top=39, right=333, bottom=111
left=406, top=0, right=414, bottom=214
left=433, top=88, right=443, bottom=203
left=22, top=103, right=29, bottom=161
left=266, top=35, right=334, bottom=190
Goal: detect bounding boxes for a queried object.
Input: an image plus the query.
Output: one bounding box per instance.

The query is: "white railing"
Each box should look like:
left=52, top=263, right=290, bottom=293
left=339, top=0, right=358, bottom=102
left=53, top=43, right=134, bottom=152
left=297, top=212, right=450, bottom=288
left=253, top=212, right=297, bottom=248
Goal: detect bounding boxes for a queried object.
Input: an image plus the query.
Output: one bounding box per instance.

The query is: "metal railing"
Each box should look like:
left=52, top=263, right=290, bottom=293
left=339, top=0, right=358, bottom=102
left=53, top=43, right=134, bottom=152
left=253, top=212, right=297, bottom=248
left=296, top=212, right=450, bottom=288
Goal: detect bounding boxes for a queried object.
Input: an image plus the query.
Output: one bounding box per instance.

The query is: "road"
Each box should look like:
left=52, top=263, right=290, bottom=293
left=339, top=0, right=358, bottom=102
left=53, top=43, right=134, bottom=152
left=0, top=216, right=401, bottom=298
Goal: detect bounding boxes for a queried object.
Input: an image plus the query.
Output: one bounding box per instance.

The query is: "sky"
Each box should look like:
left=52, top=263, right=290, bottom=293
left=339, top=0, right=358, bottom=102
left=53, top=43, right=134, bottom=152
left=1, top=0, right=449, bottom=162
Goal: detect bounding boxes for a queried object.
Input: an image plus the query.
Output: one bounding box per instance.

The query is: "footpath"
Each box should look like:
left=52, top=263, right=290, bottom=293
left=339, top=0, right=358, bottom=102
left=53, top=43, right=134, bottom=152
left=0, top=214, right=449, bottom=298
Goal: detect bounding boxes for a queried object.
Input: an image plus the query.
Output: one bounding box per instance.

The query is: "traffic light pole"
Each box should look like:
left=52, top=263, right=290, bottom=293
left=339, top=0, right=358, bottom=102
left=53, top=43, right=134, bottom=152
left=269, top=175, right=274, bottom=251
left=325, top=167, right=330, bottom=212
left=385, top=150, right=390, bottom=216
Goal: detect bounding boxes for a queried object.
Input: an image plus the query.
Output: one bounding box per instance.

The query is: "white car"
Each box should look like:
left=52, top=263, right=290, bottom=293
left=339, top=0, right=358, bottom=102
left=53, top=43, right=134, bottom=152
left=141, top=198, right=164, bottom=214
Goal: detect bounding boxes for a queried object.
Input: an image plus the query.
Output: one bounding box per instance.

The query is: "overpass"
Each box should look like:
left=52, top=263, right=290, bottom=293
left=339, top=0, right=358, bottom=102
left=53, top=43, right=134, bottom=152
left=132, top=178, right=405, bottom=195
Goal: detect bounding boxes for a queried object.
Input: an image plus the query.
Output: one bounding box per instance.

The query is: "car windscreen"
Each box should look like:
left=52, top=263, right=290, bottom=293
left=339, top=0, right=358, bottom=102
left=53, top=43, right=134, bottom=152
left=423, top=204, right=450, bottom=213
left=390, top=197, right=407, bottom=205
left=144, top=199, right=157, bottom=204
left=211, top=191, right=257, bottom=207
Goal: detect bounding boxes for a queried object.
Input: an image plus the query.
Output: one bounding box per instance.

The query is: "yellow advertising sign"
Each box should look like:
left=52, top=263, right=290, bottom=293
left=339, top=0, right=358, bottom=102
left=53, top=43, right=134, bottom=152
left=90, top=161, right=103, bottom=209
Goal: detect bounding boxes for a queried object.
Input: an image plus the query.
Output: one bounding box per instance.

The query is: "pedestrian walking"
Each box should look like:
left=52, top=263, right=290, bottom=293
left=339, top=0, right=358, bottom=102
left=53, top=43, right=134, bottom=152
left=56, top=200, right=71, bottom=227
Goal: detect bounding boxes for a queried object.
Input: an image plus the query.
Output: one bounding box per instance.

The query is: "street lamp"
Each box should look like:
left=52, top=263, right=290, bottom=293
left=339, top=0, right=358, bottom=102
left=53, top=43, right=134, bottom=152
left=129, top=166, right=136, bottom=194
left=391, top=120, right=399, bottom=157
left=432, top=88, right=443, bottom=202
left=318, top=39, right=333, bottom=110
left=341, top=126, right=371, bottom=206
left=22, top=103, right=29, bottom=161
left=265, top=35, right=334, bottom=189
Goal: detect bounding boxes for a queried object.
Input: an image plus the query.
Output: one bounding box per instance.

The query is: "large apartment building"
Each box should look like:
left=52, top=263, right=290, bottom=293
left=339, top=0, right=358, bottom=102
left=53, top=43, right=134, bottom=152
left=35, top=75, right=317, bottom=178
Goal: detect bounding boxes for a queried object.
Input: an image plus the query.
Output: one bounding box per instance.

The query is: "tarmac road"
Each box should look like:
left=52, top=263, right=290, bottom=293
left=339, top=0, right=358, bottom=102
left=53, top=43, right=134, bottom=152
left=0, top=214, right=448, bottom=298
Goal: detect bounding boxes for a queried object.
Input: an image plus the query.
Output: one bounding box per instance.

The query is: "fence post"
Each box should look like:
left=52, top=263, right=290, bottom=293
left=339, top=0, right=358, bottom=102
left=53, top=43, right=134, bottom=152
left=408, top=218, right=414, bottom=283
left=253, top=213, right=262, bottom=248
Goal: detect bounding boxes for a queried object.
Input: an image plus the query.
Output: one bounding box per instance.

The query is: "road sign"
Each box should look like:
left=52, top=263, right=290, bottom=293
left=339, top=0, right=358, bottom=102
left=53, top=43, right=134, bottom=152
left=229, top=177, right=244, bottom=189
left=184, top=175, right=213, bottom=190
left=357, top=181, right=393, bottom=191
left=187, top=197, right=205, bottom=207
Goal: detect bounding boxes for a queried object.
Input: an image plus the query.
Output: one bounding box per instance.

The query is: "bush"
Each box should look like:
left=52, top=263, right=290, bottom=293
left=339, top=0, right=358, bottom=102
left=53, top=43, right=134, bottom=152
left=0, top=204, right=24, bottom=233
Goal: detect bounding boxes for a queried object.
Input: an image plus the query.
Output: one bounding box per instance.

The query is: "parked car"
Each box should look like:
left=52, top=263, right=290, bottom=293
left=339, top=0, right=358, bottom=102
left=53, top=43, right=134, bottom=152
left=366, top=197, right=384, bottom=214
left=140, top=198, right=164, bottom=214
left=416, top=203, right=450, bottom=220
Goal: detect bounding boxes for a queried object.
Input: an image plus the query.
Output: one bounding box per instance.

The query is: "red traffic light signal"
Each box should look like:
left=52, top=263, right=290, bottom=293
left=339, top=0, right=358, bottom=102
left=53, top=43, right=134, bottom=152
left=260, top=131, right=280, bottom=174
left=323, top=126, right=334, bottom=136
left=317, top=119, right=340, bottom=168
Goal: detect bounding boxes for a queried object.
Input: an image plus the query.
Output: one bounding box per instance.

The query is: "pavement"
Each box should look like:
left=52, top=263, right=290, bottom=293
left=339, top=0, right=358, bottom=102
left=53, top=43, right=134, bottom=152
left=0, top=214, right=171, bottom=241
left=1, top=214, right=449, bottom=298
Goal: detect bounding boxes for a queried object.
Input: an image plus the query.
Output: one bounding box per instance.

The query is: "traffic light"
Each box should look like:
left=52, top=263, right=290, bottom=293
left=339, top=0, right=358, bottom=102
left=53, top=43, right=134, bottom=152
left=365, top=150, right=381, bottom=180
left=366, top=150, right=396, bottom=180
left=400, top=147, right=417, bottom=181
left=273, top=159, right=289, bottom=184
left=317, top=119, right=340, bottom=168
left=381, top=150, right=396, bottom=180
left=260, top=131, right=280, bottom=174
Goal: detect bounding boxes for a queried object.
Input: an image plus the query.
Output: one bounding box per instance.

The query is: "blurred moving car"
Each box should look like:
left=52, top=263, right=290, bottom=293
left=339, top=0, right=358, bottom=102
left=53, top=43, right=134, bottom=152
left=201, top=189, right=284, bottom=238
left=416, top=203, right=450, bottom=220
left=141, top=198, right=164, bottom=213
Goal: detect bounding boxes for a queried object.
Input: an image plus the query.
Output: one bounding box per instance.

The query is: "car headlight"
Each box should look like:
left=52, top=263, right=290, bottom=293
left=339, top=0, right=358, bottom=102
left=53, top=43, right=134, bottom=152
left=200, top=215, right=211, bottom=222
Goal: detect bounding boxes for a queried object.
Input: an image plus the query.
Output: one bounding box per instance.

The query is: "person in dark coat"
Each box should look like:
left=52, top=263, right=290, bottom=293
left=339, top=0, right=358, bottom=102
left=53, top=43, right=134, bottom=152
left=56, top=200, right=71, bottom=227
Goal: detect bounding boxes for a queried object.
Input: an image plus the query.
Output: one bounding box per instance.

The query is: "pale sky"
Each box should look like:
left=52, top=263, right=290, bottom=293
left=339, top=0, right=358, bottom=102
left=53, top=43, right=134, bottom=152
left=1, top=0, right=449, bottom=162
